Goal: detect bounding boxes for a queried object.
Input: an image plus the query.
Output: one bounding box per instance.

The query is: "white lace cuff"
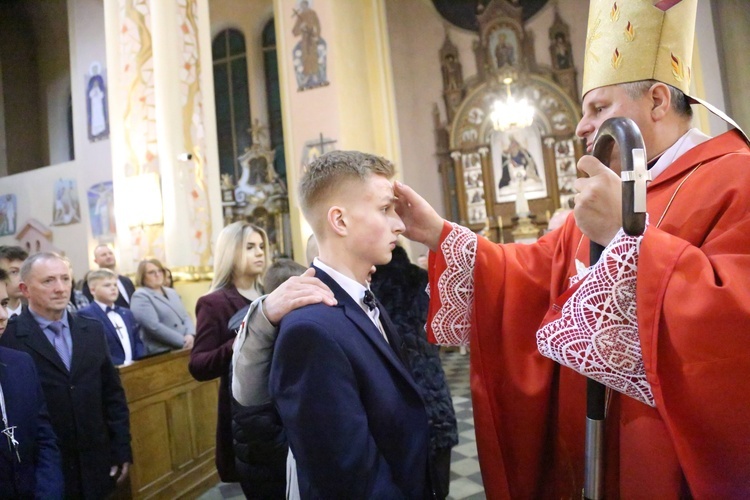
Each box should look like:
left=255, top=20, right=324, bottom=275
left=536, top=227, right=655, bottom=407
left=430, top=223, right=477, bottom=346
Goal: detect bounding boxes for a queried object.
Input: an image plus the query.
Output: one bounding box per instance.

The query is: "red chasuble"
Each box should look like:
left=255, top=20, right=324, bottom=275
left=427, top=130, right=750, bottom=499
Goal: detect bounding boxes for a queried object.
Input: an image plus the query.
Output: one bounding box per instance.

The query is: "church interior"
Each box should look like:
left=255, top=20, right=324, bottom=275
left=0, top=0, right=748, bottom=497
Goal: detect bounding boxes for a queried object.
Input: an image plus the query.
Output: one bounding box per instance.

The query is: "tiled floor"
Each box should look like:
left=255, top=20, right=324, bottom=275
left=198, top=349, right=485, bottom=500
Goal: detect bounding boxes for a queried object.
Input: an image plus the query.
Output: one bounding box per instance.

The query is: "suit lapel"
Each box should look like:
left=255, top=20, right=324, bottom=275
left=16, top=311, right=69, bottom=375
left=147, top=287, right=183, bottom=318
left=92, top=305, right=119, bottom=344
left=315, top=267, right=416, bottom=384
left=67, top=313, right=89, bottom=377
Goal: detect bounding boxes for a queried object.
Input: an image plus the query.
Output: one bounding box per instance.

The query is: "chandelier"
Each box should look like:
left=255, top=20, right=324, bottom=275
left=490, top=79, right=535, bottom=131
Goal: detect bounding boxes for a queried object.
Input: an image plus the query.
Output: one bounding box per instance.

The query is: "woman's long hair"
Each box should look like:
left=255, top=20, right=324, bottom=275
left=209, top=222, right=270, bottom=293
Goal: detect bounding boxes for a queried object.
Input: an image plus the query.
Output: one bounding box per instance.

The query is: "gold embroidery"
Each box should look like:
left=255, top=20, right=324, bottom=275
left=671, top=53, right=689, bottom=83
left=624, top=21, right=635, bottom=42
left=610, top=2, right=620, bottom=22
left=611, top=48, right=622, bottom=69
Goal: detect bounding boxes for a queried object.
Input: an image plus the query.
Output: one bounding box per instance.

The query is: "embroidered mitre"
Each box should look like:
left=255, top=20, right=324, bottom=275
left=582, top=0, right=697, bottom=97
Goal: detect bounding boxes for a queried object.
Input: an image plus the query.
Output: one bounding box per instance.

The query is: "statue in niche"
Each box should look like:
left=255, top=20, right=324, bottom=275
left=551, top=32, right=572, bottom=70
left=442, top=53, right=464, bottom=91
left=494, top=33, right=515, bottom=68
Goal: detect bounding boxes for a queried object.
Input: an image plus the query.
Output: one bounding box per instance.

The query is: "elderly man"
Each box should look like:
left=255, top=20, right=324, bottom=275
left=0, top=252, right=132, bottom=499
left=0, top=267, right=64, bottom=498
left=394, top=0, right=750, bottom=497
left=82, top=244, right=135, bottom=308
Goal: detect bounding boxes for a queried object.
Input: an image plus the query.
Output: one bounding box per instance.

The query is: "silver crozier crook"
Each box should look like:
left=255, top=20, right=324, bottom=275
left=584, top=117, right=650, bottom=500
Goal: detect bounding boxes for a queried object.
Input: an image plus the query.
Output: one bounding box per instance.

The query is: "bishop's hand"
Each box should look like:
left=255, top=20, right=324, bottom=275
left=394, top=182, right=445, bottom=251
left=574, top=155, right=622, bottom=247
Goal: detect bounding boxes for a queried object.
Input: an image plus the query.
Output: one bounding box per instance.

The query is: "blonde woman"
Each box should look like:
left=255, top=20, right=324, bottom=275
left=130, top=258, right=194, bottom=352
left=188, top=222, right=269, bottom=494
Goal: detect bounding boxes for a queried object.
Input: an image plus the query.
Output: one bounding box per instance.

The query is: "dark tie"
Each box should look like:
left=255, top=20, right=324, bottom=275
left=106, top=306, right=116, bottom=314
left=48, top=321, right=71, bottom=370
left=363, top=290, right=378, bottom=311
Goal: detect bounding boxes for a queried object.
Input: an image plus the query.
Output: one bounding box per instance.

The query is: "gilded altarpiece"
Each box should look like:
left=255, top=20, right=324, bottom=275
left=435, top=1, right=583, bottom=243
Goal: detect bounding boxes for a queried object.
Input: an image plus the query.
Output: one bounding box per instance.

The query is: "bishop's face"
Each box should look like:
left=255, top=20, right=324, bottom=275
left=576, top=84, right=655, bottom=174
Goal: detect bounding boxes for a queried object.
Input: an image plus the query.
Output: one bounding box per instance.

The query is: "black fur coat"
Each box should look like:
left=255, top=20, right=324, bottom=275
left=371, top=246, right=458, bottom=453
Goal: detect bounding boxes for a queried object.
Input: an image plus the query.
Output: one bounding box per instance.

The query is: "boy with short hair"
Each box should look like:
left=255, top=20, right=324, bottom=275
left=269, top=151, right=432, bottom=498
left=78, top=269, right=145, bottom=365
left=0, top=245, right=29, bottom=318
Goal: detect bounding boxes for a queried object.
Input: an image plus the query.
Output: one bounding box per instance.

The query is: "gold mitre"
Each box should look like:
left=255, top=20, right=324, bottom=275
left=582, top=0, right=697, bottom=97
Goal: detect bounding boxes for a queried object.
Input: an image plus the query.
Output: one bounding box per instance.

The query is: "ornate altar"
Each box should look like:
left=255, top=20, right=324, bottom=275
left=221, top=121, right=292, bottom=257
left=435, top=0, right=583, bottom=243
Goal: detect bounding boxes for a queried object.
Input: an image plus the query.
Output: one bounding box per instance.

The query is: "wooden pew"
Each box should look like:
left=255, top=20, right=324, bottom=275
left=114, top=349, right=219, bottom=499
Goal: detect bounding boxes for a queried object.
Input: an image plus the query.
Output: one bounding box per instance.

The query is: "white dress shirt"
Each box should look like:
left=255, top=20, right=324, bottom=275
left=313, top=258, right=388, bottom=343
left=7, top=303, right=22, bottom=318
left=96, top=301, right=133, bottom=364
left=116, top=278, right=130, bottom=304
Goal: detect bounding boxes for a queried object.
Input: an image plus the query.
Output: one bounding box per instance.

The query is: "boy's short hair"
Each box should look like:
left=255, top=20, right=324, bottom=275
left=87, top=268, right=118, bottom=287
left=0, top=245, right=29, bottom=263
left=298, top=151, right=395, bottom=231
left=0, top=267, right=8, bottom=283
left=264, top=258, right=307, bottom=294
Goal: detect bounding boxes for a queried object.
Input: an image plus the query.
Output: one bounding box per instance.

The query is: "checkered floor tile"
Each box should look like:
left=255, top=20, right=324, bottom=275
left=199, top=348, right=484, bottom=499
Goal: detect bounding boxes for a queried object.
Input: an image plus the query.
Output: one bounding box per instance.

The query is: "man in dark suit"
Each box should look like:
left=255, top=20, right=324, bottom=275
left=0, top=252, right=132, bottom=499
left=0, top=267, right=64, bottom=498
left=81, top=244, right=135, bottom=309
left=77, top=269, right=145, bottom=365
left=269, top=151, right=432, bottom=498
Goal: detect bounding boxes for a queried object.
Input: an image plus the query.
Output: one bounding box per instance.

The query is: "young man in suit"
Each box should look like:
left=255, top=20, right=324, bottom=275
left=0, top=267, right=65, bottom=498
left=0, top=252, right=132, bottom=499
left=269, top=151, right=432, bottom=498
left=77, top=269, right=145, bottom=365
left=81, top=244, right=135, bottom=309
left=0, top=245, right=28, bottom=318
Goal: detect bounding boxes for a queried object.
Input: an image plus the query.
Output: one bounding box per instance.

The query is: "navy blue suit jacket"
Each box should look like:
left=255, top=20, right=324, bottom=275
left=0, top=346, right=64, bottom=499
left=0, top=309, right=132, bottom=499
left=77, top=303, right=146, bottom=365
left=270, top=267, right=431, bottom=499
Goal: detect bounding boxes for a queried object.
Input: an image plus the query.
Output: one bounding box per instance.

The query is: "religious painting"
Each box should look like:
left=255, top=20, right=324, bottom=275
left=491, top=126, right=547, bottom=204
left=0, top=194, right=17, bottom=237
left=87, top=181, right=116, bottom=239
left=462, top=152, right=486, bottom=225
left=85, top=62, right=109, bottom=142
left=488, top=26, right=520, bottom=70
left=51, top=178, right=81, bottom=226
left=292, top=0, right=329, bottom=91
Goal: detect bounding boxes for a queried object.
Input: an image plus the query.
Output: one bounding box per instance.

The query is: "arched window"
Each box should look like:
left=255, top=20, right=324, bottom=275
left=262, top=20, right=286, bottom=182
left=212, top=28, right=251, bottom=183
